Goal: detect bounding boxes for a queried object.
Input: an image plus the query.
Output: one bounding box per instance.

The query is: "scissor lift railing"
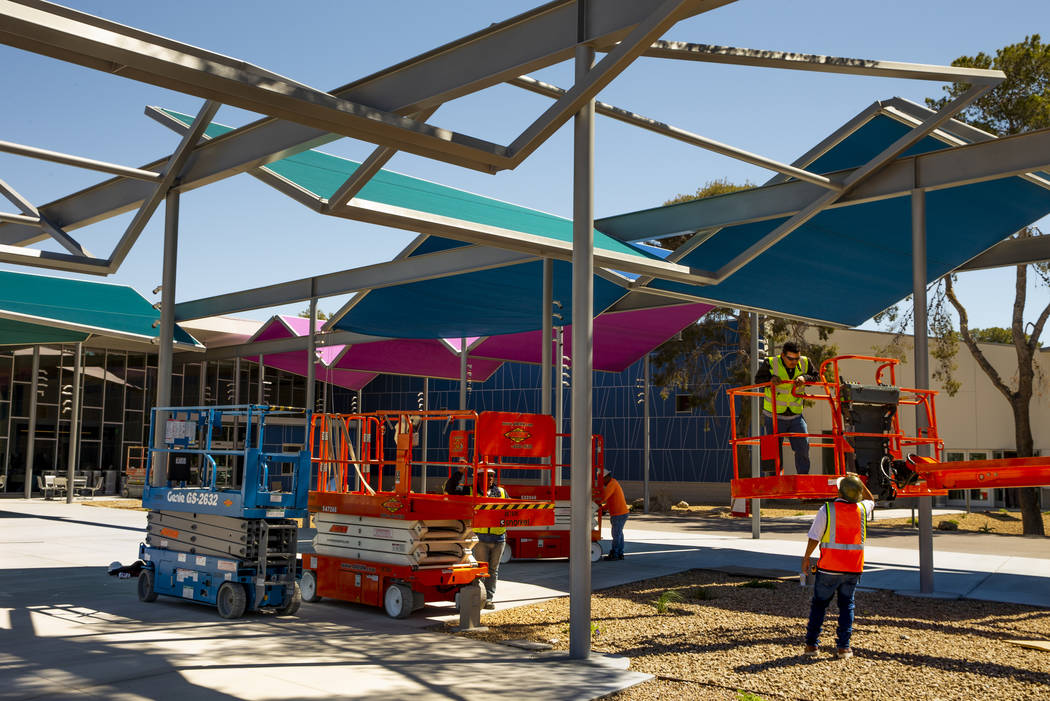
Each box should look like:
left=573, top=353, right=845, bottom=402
left=729, top=356, right=945, bottom=501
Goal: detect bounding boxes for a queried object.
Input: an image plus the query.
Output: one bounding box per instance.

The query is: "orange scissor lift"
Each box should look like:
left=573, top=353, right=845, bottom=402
left=499, top=433, right=606, bottom=563
left=301, top=410, right=556, bottom=618
left=729, top=355, right=1050, bottom=501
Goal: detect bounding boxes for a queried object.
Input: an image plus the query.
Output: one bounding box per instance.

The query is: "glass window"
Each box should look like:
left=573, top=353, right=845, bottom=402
left=182, top=363, right=201, bottom=405
left=81, top=408, right=102, bottom=441
left=79, top=441, right=100, bottom=470
left=968, top=452, right=988, bottom=462
left=37, top=351, right=59, bottom=406
left=124, top=411, right=144, bottom=446
left=13, top=350, right=33, bottom=382
left=675, top=394, right=694, bottom=414
left=12, top=383, right=28, bottom=418
left=0, top=354, right=12, bottom=402
left=945, top=452, right=965, bottom=462
left=0, top=401, right=7, bottom=437
left=101, top=425, right=122, bottom=471
left=126, top=368, right=145, bottom=412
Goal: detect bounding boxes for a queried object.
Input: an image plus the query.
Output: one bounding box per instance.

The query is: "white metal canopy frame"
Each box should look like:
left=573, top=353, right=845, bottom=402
left=2, top=0, right=1048, bottom=658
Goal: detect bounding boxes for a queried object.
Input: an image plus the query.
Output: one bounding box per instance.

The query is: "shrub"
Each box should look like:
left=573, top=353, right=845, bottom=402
left=937, top=519, right=960, bottom=531
left=690, top=587, right=714, bottom=601
left=652, top=589, right=685, bottom=614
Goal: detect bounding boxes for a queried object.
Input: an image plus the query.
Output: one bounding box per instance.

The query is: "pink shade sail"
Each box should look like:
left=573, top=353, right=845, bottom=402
left=331, top=338, right=503, bottom=381
left=250, top=316, right=372, bottom=390
left=470, top=303, right=713, bottom=372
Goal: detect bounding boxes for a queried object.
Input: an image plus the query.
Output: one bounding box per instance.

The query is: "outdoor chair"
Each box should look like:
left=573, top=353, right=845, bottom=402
left=79, top=475, right=103, bottom=497
left=54, top=476, right=68, bottom=497
left=38, top=474, right=57, bottom=499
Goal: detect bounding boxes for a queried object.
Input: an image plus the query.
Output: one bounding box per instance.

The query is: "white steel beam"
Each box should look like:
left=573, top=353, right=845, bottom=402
left=509, top=75, right=840, bottom=190
left=0, top=243, right=109, bottom=273
left=508, top=0, right=696, bottom=166
left=639, top=41, right=1005, bottom=84
left=0, top=138, right=163, bottom=182
left=0, top=0, right=733, bottom=248
left=197, top=330, right=387, bottom=361
left=0, top=176, right=90, bottom=256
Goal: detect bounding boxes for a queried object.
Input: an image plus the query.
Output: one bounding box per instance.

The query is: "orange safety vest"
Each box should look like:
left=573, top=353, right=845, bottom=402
left=817, top=501, right=867, bottom=573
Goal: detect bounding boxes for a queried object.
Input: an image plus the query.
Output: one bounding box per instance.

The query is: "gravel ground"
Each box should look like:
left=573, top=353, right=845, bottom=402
left=80, top=499, right=147, bottom=511
left=439, top=569, right=1050, bottom=701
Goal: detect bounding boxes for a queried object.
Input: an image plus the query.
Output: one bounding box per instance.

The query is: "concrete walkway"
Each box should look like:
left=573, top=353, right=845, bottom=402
left=1, top=500, right=1046, bottom=700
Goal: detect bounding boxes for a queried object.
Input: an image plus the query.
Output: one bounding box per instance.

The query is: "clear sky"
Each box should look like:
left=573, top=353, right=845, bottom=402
left=0, top=0, right=1047, bottom=335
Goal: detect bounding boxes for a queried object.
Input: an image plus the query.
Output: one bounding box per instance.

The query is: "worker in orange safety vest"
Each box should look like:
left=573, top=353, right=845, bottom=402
left=800, top=473, right=874, bottom=660
left=600, top=469, right=629, bottom=561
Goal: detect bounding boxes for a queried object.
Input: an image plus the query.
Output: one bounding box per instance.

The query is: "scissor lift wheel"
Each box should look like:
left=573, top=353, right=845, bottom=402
left=275, top=582, right=302, bottom=616
left=499, top=544, right=512, bottom=564
left=217, top=582, right=247, bottom=619
left=300, top=570, right=321, bottom=603
left=137, top=569, right=158, bottom=602
left=384, top=583, right=414, bottom=619
left=590, top=541, right=605, bottom=563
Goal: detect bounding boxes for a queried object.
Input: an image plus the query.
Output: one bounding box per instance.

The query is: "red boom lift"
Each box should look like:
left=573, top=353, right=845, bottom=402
left=729, top=355, right=1050, bottom=501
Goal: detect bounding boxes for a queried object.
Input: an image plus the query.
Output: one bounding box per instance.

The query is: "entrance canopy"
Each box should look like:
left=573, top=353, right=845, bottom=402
left=0, top=270, right=202, bottom=349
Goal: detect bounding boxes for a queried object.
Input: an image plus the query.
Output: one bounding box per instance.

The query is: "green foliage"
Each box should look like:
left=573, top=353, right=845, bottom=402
left=739, top=579, right=777, bottom=590
left=297, top=307, right=330, bottom=320
left=689, top=586, right=714, bottom=601
left=591, top=621, right=600, bottom=637
left=652, top=589, right=685, bottom=614
left=927, top=34, right=1050, bottom=135
left=978, top=524, right=994, bottom=533
left=970, top=327, right=1015, bottom=344
left=736, top=690, right=767, bottom=701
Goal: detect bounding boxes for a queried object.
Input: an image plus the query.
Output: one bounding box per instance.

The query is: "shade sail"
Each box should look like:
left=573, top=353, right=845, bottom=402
left=597, top=110, right=1050, bottom=326
left=0, top=269, right=202, bottom=348
left=470, top=302, right=713, bottom=372
left=248, top=316, right=375, bottom=391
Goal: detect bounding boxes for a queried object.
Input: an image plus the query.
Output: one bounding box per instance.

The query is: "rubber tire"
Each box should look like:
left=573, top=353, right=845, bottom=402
left=137, top=569, right=158, bottom=602
left=275, top=582, right=301, bottom=616
left=120, top=484, right=130, bottom=498
left=300, top=570, right=321, bottom=603
left=499, top=543, right=512, bottom=564
left=384, top=583, right=413, bottom=619
left=590, top=541, right=604, bottom=563
left=216, top=582, right=247, bottom=619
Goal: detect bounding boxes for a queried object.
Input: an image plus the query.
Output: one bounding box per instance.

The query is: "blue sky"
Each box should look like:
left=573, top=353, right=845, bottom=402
left=0, top=0, right=1047, bottom=333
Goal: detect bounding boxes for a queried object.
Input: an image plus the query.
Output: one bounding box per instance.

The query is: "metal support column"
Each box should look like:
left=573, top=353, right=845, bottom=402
left=912, top=188, right=934, bottom=593
left=642, top=354, right=651, bottom=514
left=542, top=259, right=553, bottom=416
left=568, top=23, right=595, bottom=661
left=257, top=355, right=265, bottom=405
left=24, top=345, right=39, bottom=498
left=306, top=297, right=317, bottom=417
left=555, top=326, right=565, bottom=486
left=750, top=313, right=761, bottom=539
left=65, top=342, right=82, bottom=504
left=153, top=190, right=179, bottom=485
left=459, top=337, right=468, bottom=429
left=421, top=377, right=429, bottom=492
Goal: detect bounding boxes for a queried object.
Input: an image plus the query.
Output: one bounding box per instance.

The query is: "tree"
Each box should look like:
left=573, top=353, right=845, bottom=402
left=297, top=307, right=329, bottom=320
left=649, top=180, right=838, bottom=423
left=883, top=35, right=1050, bottom=535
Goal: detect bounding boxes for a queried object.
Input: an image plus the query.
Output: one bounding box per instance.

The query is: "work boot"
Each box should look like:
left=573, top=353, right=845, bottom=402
left=835, top=648, right=853, bottom=660
left=484, top=600, right=495, bottom=610
left=803, top=645, right=818, bottom=657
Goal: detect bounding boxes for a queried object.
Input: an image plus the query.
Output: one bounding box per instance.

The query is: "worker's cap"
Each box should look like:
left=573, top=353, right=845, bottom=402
left=602, top=468, right=612, bottom=477
left=483, top=467, right=497, bottom=475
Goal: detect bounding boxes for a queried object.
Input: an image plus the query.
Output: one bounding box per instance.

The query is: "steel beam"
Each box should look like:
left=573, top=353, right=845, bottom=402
left=912, top=188, right=934, bottom=594
left=542, top=258, right=553, bottom=417
left=0, top=243, right=110, bottom=273
left=108, top=100, right=221, bottom=270
left=642, top=354, right=651, bottom=513
left=306, top=296, right=317, bottom=415
left=750, top=313, right=761, bottom=538
left=0, top=138, right=163, bottom=182
left=64, top=342, right=82, bottom=504
left=508, top=0, right=694, bottom=166
left=0, top=176, right=90, bottom=256
left=0, top=0, right=733, bottom=249
left=195, top=330, right=385, bottom=362
left=640, top=41, right=1004, bottom=84
left=0, top=211, right=38, bottom=225
left=957, top=235, right=1050, bottom=271
left=568, top=33, right=595, bottom=661
left=711, top=85, right=989, bottom=281
left=599, top=99, right=1050, bottom=244
left=24, top=346, right=39, bottom=499
left=153, top=190, right=178, bottom=479
left=174, top=245, right=535, bottom=321
left=510, top=75, right=840, bottom=190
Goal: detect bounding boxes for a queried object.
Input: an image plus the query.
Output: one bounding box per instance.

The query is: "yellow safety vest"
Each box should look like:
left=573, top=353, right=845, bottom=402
left=474, top=486, right=508, bottom=536
left=762, top=355, right=810, bottom=415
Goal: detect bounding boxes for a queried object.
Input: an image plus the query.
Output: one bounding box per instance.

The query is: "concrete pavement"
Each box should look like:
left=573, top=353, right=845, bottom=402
left=1, top=499, right=1046, bottom=700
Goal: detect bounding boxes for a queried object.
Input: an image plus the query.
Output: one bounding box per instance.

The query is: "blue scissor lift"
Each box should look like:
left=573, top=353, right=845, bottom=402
left=136, top=405, right=310, bottom=618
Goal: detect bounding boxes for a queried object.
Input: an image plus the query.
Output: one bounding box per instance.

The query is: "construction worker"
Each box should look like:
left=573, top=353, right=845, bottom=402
left=801, top=473, right=875, bottom=660
left=755, top=341, right=819, bottom=474
left=600, top=468, right=629, bottom=561
left=444, top=466, right=507, bottom=609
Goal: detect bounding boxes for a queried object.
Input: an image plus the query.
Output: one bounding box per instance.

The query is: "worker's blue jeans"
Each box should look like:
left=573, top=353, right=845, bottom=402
left=805, top=571, right=860, bottom=650
left=762, top=413, right=811, bottom=474
left=609, top=513, right=628, bottom=557
left=473, top=534, right=505, bottom=599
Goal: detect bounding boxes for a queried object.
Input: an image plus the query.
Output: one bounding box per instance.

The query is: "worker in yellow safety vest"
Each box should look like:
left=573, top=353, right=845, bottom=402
left=800, top=473, right=875, bottom=660
left=444, top=466, right=507, bottom=609
left=754, top=341, right=818, bottom=474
